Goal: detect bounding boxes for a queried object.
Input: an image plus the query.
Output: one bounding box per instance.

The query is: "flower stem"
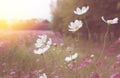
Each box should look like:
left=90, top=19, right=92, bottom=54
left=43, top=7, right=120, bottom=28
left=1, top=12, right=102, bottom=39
left=42, top=54, right=47, bottom=71
left=97, top=25, right=109, bottom=62
left=84, top=18, right=92, bottom=41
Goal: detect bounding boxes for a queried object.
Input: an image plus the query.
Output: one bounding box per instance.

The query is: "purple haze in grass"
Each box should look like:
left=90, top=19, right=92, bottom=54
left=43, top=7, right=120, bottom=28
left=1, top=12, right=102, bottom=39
left=116, top=54, right=120, bottom=61
left=67, top=56, right=93, bottom=72
left=96, top=61, right=102, bottom=67
left=67, top=61, right=77, bottom=72
left=78, top=57, right=92, bottom=68
left=80, top=57, right=92, bottom=67
left=91, top=72, right=99, bottom=78
left=110, top=72, right=120, bottom=78
left=105, top=38, right=120, bottom=54
left=113, top=54, right=120, bottom=70
left=115, top=38, right=120, bottom=44
left=0, top=39, right=9, bottom=52
left=110, top=54, right=120, bottom=70
left=0, top=40, right=9, bottom=47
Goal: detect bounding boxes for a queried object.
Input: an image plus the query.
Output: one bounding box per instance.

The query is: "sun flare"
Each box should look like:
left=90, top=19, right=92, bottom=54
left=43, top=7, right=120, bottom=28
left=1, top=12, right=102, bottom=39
left=0, top=0, right=55, bottom=29
left=0, top=0, right=52, bottom=20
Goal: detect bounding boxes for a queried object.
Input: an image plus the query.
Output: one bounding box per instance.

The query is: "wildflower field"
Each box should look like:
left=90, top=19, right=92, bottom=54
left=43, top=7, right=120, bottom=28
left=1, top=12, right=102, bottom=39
left=0, top=30, right=120, bottom=78
left=0, top=0, right=120, bottom=78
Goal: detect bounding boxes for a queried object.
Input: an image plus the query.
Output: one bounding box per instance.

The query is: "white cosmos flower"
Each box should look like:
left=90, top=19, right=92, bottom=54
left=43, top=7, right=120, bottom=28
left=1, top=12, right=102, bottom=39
left=38, top=34, right=47, bottom=40
left=35, top=39, right=43, bottom=48
left=35, top=34, right=47, bottom=48
left=101, top=16, right=119, bottom=25
left=90, top=54, right=95, bottom=58
left=46, top=38, right=52, bottom=46
left=68, top=20, right=83, bottom=32
left=65, top=53, right=78, bottom=62
left=39, top=73, right=47, bottom=78
left=34, top=45, right=50, bottom=55
left=34, top=35, right=52, bottom=55
left=74, top=6, right=89, bottom=15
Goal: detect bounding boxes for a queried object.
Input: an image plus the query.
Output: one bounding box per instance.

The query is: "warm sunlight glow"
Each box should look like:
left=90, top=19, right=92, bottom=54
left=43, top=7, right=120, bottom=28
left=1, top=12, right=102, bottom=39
left=0, top=0, right=52, bottom=20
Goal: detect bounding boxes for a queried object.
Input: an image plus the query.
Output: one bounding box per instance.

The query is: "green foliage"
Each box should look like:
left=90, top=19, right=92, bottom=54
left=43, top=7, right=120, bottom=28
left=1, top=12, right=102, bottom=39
left=0, top=33, right=119, bottom=78
left=51, top=0, right=120, bottom=41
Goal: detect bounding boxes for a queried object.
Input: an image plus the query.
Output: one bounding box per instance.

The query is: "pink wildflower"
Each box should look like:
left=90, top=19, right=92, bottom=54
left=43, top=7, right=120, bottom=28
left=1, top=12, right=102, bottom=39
left=96, top=61, right=102, bottom=67
left=91, top=72, right=99, bottom=78
left=116, top=54, right=120, bottom=61
left=110, top=72, right=120, bottom=78
left=67, top=61, right=77, bottom=72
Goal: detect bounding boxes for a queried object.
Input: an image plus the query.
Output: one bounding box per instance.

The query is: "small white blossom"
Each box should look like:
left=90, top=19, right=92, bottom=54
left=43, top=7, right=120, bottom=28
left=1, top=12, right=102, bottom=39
left=46, top=38, right=52, bottom=46
left=34, top=45, right=50, bottom=55
left=101, top=16, right=119, bottom=25
left=74, top=6, right=89, bottom=15
left=34, top=35, right=52, bottom=55
left=90, top=54, right=95, bottom=58
left=39, top=73, right=47, bottom=78
left=116, top=54, right=120, bottom=61
left=65, top=53, right=78, bottom=62
left=38, top=34, right=47, bottom=41
left=35, top=34, right=47, bottom=48
left=68, top=20, right=83, bottom=32
left=60, top=43, right=64, bottom=46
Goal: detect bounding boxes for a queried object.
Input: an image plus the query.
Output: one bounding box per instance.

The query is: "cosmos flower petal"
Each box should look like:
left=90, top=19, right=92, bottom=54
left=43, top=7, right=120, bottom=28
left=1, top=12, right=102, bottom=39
left=72, top=53, right=78, bottom=60
left=70, top=22, right=75, bottom=27
left=76, top=20, right=83, bottom=26
left=74, top=6, right=89, bottom=15
left=68, top=25, right=74, bottom=28
left=101, top=16, right=107, bottom=23
left=65, top=57, right=71, bottom=62
left=68, top=20, right=83, bottom=32
left=34, top=35, right=52, bottom=55
left=35, top=42, right=42, bottom=48
left=36, top=39, right=42, bottom=43
left=39, top=73, right=47, bottom=78
left=68, top=29, right=76, bottom=32
left=38, top=34, right=47, bottom=42
left=76, top=7, right=80, bottom=11
left=65, top=53, right=78, bottom=62
left=47, top=38, right=52, bottom=46
left=82, top=6, right=89, bottom=14
left=75, top=20, right=79, bottom=23
left=112, top=18, right=119, bottom=23
left=101, top=16, right=119, bottom=24
left=34, top=49, right=43, bottom=55
left=74, top=11, right=78, bottom=15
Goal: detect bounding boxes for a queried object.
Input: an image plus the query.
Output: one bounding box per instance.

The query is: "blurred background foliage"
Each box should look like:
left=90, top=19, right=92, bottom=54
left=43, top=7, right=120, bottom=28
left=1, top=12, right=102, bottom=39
left=51, top=0, right=120, bottom=42
left=0, top=19, right=51, bottom=30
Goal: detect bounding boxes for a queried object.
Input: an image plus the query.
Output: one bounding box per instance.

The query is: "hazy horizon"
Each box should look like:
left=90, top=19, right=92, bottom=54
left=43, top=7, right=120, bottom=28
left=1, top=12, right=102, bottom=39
left=0, top=0, right=56, bottom=21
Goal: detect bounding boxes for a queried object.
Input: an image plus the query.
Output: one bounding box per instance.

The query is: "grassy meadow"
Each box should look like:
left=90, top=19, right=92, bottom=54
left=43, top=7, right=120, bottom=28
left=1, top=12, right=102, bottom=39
left=0, top=0, right=120, bottom=78
left=0, top=30, right=120, bottom=78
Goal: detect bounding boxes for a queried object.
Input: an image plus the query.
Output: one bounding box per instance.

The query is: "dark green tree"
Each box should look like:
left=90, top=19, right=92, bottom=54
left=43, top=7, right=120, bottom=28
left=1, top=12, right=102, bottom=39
left=51, top=0, right=120, bottom=41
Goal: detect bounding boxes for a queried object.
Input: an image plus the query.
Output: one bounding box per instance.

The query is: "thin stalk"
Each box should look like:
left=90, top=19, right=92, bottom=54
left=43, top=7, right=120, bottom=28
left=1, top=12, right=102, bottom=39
left=84, top=19, right=92, bottom=41
left=50, top=48, right=66, bottom=78
left=41, top=54, right=47, bottom=71
left=92, top=25, right=110, bottom=76
left=97, top=25, right=109, bottom=62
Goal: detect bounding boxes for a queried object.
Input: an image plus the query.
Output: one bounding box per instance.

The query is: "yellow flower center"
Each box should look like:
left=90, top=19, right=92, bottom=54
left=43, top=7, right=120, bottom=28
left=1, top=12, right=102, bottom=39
left=42, top=42, right=46, bottom=46
left=75, top=26, right=79, bottom=30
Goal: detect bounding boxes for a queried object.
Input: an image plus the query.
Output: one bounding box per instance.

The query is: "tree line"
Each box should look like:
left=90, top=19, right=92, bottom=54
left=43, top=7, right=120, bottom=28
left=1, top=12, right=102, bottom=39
left=51, top=0, right=120, bottom=42
left=0, top=19, right=50, bottom=30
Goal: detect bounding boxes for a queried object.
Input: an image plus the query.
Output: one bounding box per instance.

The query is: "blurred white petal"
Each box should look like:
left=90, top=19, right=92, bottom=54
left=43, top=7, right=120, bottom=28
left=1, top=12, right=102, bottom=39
left=101, top=16, right=119, bottom=24
left=65, top=53, right=78, bottom=62
left=34, top=35, right=52, bottom=55
left=74, top=6, right=89, bottom=15
left=39, top=73, right=47, bottom=78
left=68, top=20, right=83, bottom=32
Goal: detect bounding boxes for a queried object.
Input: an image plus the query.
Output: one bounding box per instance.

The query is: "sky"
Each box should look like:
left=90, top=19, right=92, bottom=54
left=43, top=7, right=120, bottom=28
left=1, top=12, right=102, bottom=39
left=0, top=0, right=56, bottom=21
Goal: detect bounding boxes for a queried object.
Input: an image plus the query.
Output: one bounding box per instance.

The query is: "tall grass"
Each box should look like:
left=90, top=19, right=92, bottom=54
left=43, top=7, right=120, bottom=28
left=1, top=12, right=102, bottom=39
left=0, top=32, right=120, bottom=78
